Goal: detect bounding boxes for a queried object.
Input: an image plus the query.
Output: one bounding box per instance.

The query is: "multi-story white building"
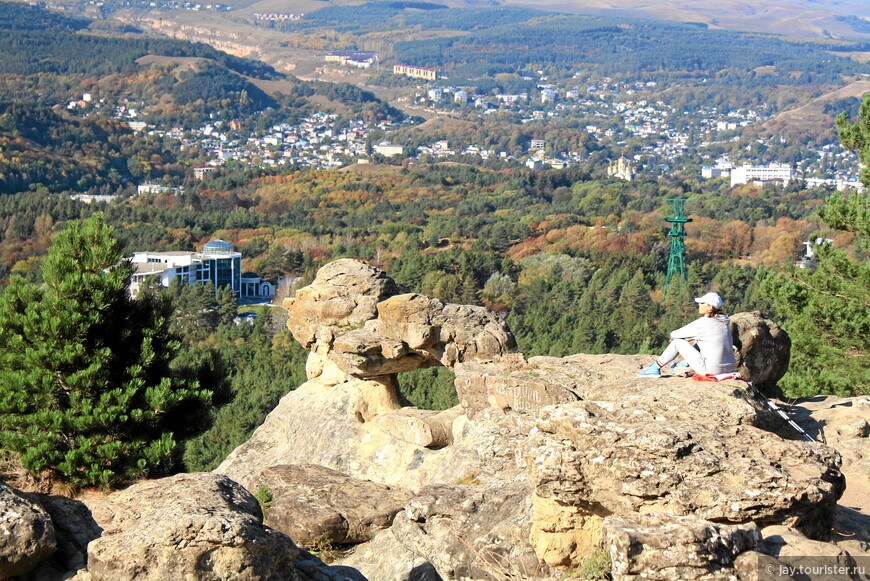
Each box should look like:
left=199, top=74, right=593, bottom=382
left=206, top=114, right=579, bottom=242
left=701, top=159, right=733, bottom=180
left=129, top=240, right=274, bottom=301
left=374, top=143, right=403, bottom=157
left=730, top=164, right=793, bottom=187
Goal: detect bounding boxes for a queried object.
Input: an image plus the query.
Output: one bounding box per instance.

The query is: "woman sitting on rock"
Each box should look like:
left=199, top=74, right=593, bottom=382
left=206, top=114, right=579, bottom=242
left=638, top=292, right=736, bottom=378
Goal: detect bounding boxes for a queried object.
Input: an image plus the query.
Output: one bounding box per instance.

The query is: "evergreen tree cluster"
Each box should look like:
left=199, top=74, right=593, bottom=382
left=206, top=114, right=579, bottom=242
left=757, top=98, right=870, bottom=397
left=0, top=214, right=212, bottom=487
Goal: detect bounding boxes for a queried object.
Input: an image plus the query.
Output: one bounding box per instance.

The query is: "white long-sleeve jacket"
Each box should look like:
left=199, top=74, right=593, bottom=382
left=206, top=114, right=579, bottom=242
left=670, top=314, right=736, bottom=374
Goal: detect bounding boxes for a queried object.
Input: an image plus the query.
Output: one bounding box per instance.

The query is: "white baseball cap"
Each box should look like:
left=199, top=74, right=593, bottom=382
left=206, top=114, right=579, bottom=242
left=695, top=292, right=724, bottom=310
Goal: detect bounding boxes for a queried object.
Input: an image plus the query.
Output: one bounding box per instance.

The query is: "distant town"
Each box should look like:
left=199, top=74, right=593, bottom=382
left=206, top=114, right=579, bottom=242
left=63, top=62, right=863, bottom=194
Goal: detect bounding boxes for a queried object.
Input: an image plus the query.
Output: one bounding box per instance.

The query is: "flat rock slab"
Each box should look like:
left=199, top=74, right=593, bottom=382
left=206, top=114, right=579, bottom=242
left=604, top=514, right=760, bottom=580
left=528, top=400, right=845, bottom=538
left=456, top=353, right=764, bottom=426
left=256, top=464, right=413, bottom=545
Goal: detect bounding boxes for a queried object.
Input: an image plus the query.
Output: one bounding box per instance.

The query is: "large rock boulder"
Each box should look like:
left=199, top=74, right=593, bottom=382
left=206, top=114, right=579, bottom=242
left=730, top=311, right=791, bottom=394
left=283, top=261, right=516, bottom=387
left=284, top=258, right=398, bottom=350
left=256, top=464, right=412, bottom=546
left=84, top=473, right=300, bottom=581
left=0, top=481, right=56, bottom=578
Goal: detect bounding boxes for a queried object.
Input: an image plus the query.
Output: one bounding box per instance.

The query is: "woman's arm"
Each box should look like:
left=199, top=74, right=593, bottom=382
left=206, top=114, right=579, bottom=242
left=670, top=318, right=704, bottom=340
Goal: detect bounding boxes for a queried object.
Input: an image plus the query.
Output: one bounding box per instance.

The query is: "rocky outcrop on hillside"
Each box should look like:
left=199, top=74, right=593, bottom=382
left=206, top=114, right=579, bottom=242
left=4, top=473, right=366, bottom=581
left=4, top=259, right=866, bottom=580
left=213, top=259, right=863, bottom=579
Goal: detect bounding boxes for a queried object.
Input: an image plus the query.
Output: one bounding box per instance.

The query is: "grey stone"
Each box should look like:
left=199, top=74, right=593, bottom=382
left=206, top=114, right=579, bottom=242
left=730, top=312, right=791, bottom=396
left=255, top=464, right=412, bottom=546
left=0, top=481, right=56, bottom=578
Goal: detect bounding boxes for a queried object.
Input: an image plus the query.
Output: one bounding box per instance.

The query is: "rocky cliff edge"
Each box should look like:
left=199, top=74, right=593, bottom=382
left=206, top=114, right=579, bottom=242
left=3, top=259, right=868, bottom=580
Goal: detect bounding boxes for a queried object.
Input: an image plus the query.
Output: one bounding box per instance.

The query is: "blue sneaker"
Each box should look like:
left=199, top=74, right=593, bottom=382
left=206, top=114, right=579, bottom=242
left=637, top=363, right=661, bottom=378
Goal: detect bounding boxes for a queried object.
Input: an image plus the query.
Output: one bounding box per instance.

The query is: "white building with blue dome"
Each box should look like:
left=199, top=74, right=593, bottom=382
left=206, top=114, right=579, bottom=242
left=129, top=240, right=274, bottom=302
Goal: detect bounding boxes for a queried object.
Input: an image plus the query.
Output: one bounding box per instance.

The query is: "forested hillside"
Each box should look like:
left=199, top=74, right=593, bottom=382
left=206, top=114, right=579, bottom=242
left=0, top=160, right=852, bottom=377
left=0, top=1, right=867, bottom=487
left=0, top=1, right=401, bottom=195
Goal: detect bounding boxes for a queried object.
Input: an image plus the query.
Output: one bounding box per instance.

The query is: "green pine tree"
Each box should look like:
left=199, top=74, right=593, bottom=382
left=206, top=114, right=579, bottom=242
left=757, top=101, right=870, bottom=397
left=0, top=214, right=212, bottom=488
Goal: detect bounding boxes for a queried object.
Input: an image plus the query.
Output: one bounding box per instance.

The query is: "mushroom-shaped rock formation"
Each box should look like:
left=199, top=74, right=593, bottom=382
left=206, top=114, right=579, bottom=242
left=284, top=260, right=517, bottom=388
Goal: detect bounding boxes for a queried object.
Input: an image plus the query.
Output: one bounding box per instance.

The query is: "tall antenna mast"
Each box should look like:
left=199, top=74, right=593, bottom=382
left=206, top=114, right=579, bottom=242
left=665, top=198, right=691, bottom=294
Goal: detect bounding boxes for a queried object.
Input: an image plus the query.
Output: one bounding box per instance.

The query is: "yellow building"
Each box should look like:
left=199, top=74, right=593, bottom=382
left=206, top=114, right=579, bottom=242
left=393, top=64, right=436, bottom=80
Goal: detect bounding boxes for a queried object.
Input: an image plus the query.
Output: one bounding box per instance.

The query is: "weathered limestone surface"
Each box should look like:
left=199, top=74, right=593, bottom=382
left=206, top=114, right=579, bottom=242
left=603, top=514, right=760, bottom=580
left=218, top=260, right=857, bottom=579
left=256, top=464, right=412, bottom=545
left=334, top=529, right=441, bottom=581
left=284, top=258, right=398, bottom=350
left=453, top=354, right=582, bottom=419
left=455, top=352, right=766, bottom=423
left=528, top=400, right=844, bottom=539
left=0, top=481, right=56, bottom=578
left=284, top=260, right=516, bottom=386
left=216, top=377, right=534, bottom=493
left=385, top=483, right=545, bottom=580
left=84, top=473, right=299, bottom=581
left=376, top=294, right=518, bottom=368
left=792, top=395, right=870, bottom=508
left=371, top=405, right=464, bottom=449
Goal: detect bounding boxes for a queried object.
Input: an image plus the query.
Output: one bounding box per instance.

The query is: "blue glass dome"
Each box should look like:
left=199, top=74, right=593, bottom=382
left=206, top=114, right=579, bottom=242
left=203, top=239, right=235, bottom=255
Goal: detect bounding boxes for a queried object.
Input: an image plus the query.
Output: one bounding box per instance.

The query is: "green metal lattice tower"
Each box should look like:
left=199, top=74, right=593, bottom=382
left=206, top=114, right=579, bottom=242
left=664, top=198, right=691, bottom=294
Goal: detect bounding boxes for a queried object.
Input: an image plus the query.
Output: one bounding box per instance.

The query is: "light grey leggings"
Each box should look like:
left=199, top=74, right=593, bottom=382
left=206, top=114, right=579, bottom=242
left=657, top=339, right=706, bottom=374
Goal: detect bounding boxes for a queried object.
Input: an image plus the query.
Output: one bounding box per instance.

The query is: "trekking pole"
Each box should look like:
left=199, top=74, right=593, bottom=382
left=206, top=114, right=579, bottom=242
left=746, top=382, right=815, bottom=442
